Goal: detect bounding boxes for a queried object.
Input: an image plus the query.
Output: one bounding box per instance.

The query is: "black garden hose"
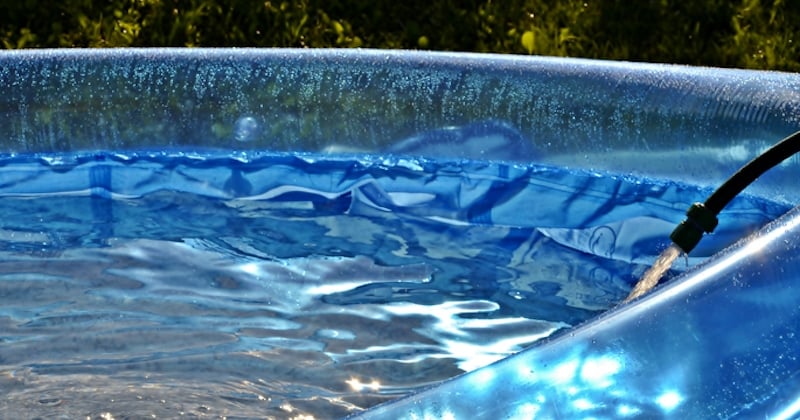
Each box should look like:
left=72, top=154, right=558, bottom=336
left=670, top=130, right=800, bottom=254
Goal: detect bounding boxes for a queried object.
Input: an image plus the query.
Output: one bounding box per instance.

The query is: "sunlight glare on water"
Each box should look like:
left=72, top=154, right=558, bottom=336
left=0, top=147, right=788, bottom=418
left=0, top=150, right=639, bottom=418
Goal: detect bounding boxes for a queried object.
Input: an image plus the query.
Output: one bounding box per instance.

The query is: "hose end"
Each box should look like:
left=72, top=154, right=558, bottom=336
left=669, top=202, right=718, bottom=254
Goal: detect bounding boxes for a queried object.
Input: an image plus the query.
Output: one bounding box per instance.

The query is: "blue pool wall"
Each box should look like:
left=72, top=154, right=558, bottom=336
left=3, top=49, right=800, bottom=419
left=2, top=48, right=799, bottom=199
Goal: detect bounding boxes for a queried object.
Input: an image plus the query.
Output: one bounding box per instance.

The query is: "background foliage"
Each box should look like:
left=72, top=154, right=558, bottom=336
left=1, top=0, right=798, bottom=71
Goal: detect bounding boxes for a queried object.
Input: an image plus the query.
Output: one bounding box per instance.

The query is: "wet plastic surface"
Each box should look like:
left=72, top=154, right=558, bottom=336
left=352, top=204, right=800, bottom=419
left=2, top=49, right=800, bottom=418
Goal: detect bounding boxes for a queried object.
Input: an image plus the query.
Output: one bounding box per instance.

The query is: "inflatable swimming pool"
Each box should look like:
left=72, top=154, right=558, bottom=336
left=1, top=49, right=799, bottom=418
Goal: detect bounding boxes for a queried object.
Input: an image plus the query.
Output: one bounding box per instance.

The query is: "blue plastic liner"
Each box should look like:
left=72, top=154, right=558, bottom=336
left=3, top=49, right=800, bottom=418
left=0, top=147, right=788, bottom=266
left=351, top=203, right=800, bottom=419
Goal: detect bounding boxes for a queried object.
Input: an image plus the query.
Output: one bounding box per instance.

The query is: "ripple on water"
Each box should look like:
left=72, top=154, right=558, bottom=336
left=0, top=153, right=649, bottom=418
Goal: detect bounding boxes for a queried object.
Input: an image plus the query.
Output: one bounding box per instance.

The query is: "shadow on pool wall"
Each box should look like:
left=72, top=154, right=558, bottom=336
left=2, top=49, right=800, bottom=419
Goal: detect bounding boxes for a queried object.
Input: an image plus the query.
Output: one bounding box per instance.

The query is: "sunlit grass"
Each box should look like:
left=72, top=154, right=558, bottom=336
left=1, top=1, right=798, bottom=70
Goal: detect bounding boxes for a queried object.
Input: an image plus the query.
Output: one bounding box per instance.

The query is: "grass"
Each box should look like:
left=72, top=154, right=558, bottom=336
left=1, top=1, right=798, bottom=71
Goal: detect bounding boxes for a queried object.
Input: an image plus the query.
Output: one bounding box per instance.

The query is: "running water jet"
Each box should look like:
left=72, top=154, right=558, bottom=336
left=624, top=130, right=800, bottom=303
left=624, top=243, right=682, bottom=303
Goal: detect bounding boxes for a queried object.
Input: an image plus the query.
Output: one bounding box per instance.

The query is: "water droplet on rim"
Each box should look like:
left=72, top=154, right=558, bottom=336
left=233, top=116, right=260, bottom=142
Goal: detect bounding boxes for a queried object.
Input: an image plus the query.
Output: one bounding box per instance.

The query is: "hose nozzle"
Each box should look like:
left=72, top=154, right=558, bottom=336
left=670, top=202, right=718, bottom=254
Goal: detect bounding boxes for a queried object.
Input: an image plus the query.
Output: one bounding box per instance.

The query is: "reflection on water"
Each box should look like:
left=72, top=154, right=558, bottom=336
left=0, top=146, right=790, bottom=418
left=0, top=188, right=632, bottom=418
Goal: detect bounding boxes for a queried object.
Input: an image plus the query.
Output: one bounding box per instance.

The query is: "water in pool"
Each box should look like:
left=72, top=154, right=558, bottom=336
left=0, top=142, right=787, bottom=418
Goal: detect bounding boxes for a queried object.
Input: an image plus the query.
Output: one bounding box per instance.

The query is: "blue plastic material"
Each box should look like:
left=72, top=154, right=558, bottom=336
left=0, top=148, right=787, bottom=267
left=2, top=49, right=800, bottom=418
left=351, top=204, right=800, bottom=419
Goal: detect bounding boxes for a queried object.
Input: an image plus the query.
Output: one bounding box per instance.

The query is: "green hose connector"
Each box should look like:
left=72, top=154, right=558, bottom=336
left=669, top=202, right=719, bottom=254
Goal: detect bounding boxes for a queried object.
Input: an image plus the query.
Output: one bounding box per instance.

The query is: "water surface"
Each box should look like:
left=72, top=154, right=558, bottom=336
left=0, top=150, right=785, bottom=418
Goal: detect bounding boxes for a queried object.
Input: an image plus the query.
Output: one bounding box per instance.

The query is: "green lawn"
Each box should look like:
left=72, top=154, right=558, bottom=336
left=2, top=0, right=798, bottom=71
